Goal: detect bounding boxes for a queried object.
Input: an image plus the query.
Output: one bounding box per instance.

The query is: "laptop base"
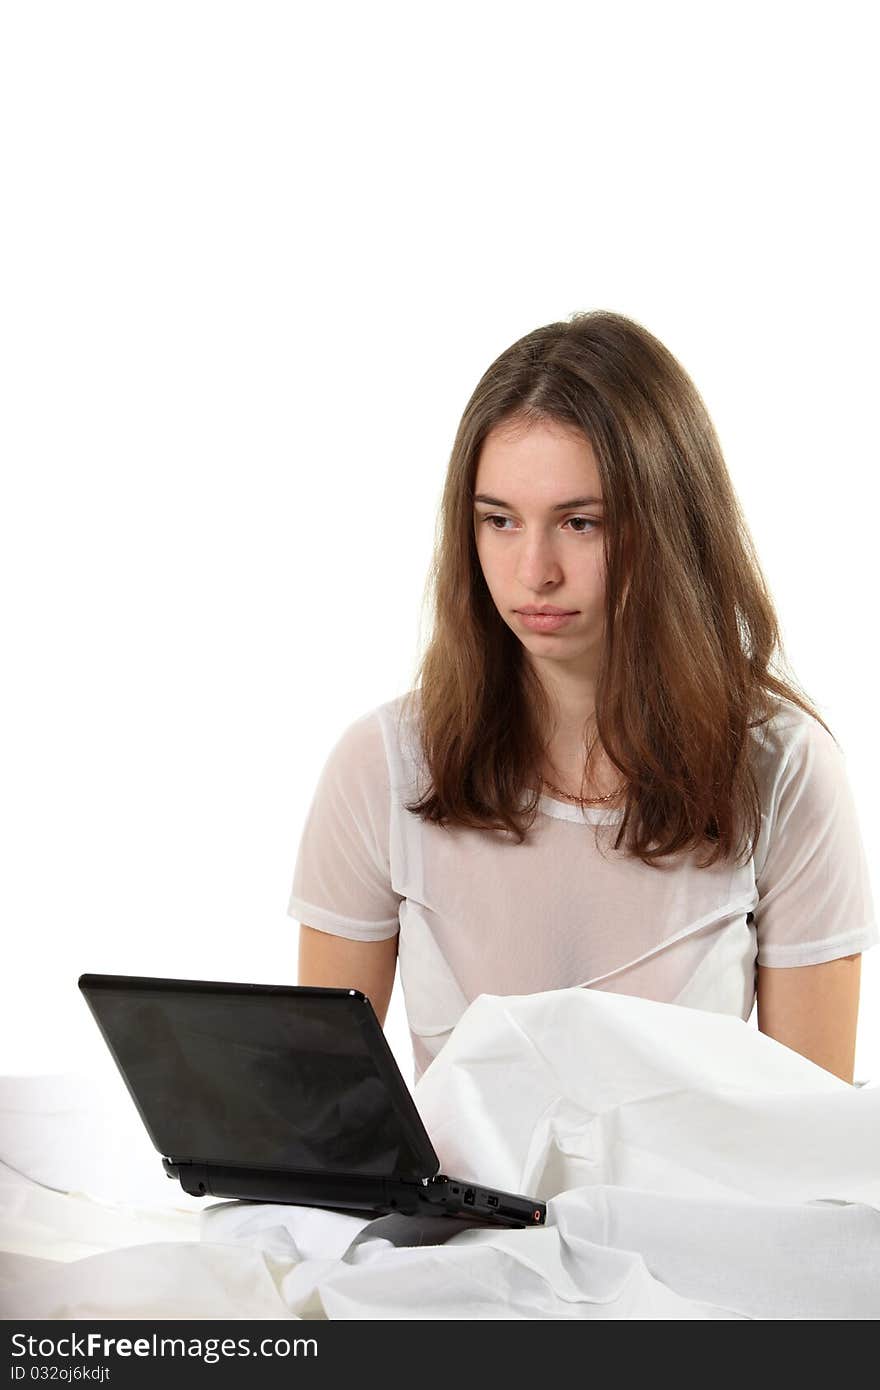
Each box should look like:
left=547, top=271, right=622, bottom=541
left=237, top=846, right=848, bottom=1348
left=163, top=1158, right=544, bottom=1228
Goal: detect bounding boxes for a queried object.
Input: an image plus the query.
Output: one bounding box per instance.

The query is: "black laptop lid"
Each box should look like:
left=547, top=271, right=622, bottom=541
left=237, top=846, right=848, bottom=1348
left=78, top=974, right=439, bottom=1181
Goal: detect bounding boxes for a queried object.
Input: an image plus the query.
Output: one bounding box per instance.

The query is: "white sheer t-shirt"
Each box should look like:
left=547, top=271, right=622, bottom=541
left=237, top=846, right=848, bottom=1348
left=288, top=691, right=879, bottom=1086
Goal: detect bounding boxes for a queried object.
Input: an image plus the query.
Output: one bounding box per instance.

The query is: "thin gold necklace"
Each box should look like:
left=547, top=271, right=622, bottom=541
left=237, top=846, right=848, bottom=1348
left=540, top=775, right=627, bottom=806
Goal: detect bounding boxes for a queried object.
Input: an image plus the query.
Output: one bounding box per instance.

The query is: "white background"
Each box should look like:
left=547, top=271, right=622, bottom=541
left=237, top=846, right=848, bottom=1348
left=2, top=1, right=877, bottom=1089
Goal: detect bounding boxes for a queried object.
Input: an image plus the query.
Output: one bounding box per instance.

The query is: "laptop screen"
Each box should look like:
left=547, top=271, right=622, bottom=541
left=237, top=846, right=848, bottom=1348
left=80, top=978, right=434, bottom=1179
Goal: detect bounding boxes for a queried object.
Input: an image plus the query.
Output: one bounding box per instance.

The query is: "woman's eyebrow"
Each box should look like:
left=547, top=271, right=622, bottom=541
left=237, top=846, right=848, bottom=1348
left=473, top=493, right=604, bottom=510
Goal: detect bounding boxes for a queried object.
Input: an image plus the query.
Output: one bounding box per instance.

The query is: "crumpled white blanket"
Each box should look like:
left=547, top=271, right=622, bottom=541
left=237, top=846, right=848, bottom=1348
left=1, top=987, right=878, bottom=1320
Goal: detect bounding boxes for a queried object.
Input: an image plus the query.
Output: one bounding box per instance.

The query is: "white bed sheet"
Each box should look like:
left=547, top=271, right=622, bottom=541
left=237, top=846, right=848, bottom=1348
left=1, top=986, right=878, bottom=1320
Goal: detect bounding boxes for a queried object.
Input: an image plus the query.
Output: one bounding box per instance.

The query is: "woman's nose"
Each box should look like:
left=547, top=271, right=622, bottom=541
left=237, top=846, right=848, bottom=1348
left=516, top=536, right=563, bottom=587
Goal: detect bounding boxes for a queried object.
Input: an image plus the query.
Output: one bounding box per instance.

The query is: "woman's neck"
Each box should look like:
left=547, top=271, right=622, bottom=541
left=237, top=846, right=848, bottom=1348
left=540, top=736, right=625, bottom=803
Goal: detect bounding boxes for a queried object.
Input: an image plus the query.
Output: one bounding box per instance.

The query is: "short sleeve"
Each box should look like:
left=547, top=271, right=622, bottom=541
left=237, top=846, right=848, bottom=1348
left=754, top=714, right=879, bottom=966
left=287, top=710, right=402, bottom=941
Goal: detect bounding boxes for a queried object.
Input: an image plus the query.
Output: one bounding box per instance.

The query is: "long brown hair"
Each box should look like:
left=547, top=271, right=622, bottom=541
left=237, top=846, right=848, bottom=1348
left=401, top=309, right=833, bottom=870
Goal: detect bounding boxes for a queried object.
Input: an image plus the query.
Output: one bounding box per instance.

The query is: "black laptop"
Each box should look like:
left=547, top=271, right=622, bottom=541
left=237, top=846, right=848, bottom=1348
left=78, top=973, right=546, bottom=1230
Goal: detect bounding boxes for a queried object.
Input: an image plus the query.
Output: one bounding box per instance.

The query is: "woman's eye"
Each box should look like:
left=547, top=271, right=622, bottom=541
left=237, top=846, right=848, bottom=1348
left=481, top=515, right=598, bottom=534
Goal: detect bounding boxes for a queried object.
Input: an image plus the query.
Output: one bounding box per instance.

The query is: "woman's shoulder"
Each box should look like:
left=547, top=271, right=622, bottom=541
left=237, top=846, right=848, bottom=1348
left=325, top=689, right=420, bottom=772
left=747, top=692, right=841, bottom=790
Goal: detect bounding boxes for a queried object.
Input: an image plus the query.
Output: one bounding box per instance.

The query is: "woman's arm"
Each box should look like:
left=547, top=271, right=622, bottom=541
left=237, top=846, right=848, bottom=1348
left=756, top=954, right=862, bottom=1083
left=297, top=923, right=399, bottom=1028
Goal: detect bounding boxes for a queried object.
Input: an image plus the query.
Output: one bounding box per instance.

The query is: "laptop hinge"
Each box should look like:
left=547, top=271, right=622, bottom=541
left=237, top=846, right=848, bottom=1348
left=165, top=1157, right=435, bottom=1188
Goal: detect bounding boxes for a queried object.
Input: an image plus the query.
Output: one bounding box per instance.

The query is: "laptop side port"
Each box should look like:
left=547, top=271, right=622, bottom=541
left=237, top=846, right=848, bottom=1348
left=487, top=1194, right=498, bottom=1207
left=464, top=1187, right=475, bottom=1205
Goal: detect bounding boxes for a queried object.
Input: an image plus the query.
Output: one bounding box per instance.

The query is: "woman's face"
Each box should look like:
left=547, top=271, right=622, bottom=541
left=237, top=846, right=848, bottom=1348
left=472, top=418, right=607, bottom=676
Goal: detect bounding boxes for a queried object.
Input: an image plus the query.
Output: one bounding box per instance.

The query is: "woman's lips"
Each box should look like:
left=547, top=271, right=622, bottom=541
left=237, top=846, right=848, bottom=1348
left=515, top=611, right=577, bottom=632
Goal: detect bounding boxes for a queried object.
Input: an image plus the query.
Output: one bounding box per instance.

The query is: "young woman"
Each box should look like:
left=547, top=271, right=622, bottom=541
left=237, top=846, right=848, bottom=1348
left=290, top=310, right=878, bottom=1086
